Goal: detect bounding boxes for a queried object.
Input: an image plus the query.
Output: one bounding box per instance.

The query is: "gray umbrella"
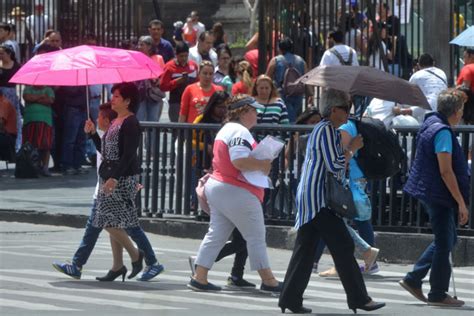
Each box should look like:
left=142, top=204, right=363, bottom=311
left=297, top=65, right=430, bottom=109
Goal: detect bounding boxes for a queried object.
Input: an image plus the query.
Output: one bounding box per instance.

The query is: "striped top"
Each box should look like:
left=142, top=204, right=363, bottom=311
left=256, top=100, right=290, bottom=125
left=295, top=119, right=346, bottom=229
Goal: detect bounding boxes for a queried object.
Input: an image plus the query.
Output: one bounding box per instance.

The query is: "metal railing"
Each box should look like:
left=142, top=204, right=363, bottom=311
left=138, top=122, right=474, bottom=236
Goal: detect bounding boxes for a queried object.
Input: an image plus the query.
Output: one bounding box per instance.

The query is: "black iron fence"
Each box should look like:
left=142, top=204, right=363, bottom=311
left=258, top=0, right=470, bottom=84
left=138, top=122, right=474, bottom=236
left=1, top=0, right=137, bottom=63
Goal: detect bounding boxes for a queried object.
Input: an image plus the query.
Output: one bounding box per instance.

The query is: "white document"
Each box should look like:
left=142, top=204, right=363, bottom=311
left=242, top=136, right=285, bottom=188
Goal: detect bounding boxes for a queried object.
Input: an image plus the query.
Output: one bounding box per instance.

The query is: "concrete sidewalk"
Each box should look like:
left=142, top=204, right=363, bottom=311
left=1, top=163, right=473, bottom=266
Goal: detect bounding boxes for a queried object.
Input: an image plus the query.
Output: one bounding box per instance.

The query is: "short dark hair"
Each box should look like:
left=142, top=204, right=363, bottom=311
left=199, top=31, right=213, bottom=42
left=0, top=23, right=11, bottom=32
left=328, top=29, right=344, bottom=43
left=418, top=53, right=435, bottom=68
left=278, top=37, right=294, bottom=54
left=98, top=102, right=117, bottom=122
left=175, top=41, right=189, bottom=55
left=111, top=82, right=140, bottom=114
left=148, top=19, right=164, bottom=28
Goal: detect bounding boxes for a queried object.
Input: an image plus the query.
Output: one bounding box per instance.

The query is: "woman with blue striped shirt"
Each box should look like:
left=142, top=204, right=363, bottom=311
left=278, top=89, right=385, bottom=314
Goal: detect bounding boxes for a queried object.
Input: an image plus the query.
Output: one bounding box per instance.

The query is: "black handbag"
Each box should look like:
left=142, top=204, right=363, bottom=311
left=325, top=172, right=357, bottom=219
left=99, top=159, right=119, bottom=180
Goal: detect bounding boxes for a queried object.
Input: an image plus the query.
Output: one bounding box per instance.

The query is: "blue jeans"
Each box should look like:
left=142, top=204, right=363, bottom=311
left=72, top=200, right=158, bottom=268
left=353, top=219, right=375, bottom=247
left=61, top=107, right=87, bottom=170
left=404, top=201, right=457, bottom=302
left=137, top=99, right=163, bottom=122
left=282, top=95, right=303, bottom=123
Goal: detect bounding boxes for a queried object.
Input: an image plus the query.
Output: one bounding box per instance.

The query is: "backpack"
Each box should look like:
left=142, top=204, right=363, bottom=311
left=351, top=117, right=405, bottom=180
left=330, top=48, right=353, bottom=66
left=14, top=142, right=41, bottom=178
left=278, top=56, right=306, bottom=96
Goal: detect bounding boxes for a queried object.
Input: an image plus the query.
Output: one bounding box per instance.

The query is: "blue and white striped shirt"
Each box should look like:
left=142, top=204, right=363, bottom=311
left=295, top=119, right=346, bottom=229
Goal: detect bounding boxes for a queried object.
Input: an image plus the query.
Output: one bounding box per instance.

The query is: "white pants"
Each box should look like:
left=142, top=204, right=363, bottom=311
left=195, top=178, right=270, bottom=271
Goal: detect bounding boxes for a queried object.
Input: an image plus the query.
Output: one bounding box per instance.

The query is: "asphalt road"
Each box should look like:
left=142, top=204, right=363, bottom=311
left=0, top=222, right=473, bottom=316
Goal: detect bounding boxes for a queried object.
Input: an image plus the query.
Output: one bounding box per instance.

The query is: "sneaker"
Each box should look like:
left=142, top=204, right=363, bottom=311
left=187, top=278, right=221, bottom=292
left=363, top=247, right=379, bottom=272
left=52, top=261, right=82, bottom=279
left=260, top=281, right=283, bottom=294
left=428, top=294, right=464, bottom=307
left=398, top=279, right=427, bottom=303
left=137, top=263, right=164, bottom=281
left=188, top=256, right=196, bottom=276
left=227, top=276, right=256, bottom=288
left=360, top=262, right=380, bottom=274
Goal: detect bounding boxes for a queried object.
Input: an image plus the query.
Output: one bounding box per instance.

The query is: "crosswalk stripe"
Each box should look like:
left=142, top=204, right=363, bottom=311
left=0, top=298, right=79, bottom=311
left=0, top=274, right=276, bottom=311
left=0, top=289, right=183, bottom=310
left=1, top=267, right=473, bottom=313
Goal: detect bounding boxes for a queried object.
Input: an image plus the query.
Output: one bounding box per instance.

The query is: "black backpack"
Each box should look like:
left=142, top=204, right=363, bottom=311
left=351, top=117, right=405, bottom=180
left=15, top=142, right=41, bottom=178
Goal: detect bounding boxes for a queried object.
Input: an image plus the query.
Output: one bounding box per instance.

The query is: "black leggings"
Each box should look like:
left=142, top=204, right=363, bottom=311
left=215, top=228, right=248, bottom=279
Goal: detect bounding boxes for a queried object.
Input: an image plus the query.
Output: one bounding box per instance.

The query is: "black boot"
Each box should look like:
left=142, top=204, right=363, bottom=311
left=128, top=249, right=144, bottom=279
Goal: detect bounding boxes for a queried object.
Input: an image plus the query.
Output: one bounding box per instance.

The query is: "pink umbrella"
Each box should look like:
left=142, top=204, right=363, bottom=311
left=9, top=45, right=164, bottom=116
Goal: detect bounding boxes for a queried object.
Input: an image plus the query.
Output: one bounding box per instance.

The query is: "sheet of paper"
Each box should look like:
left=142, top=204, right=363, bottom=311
left=242, top=136, right=285, bottom=188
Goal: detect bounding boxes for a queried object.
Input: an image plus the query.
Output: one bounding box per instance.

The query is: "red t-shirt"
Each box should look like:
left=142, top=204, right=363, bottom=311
left=231, top=81, right=251, bottom=95
left=180, top=83, right=223, bottom=123
left=457, top=64, right=474, bottom=91
left=244, top=49, right=259, bottom=78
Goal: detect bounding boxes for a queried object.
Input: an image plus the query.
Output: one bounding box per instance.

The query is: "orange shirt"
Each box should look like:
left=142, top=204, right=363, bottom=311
left=0, top=97, right=17, bottom=135
left=180, top=83, right=223, bottom=123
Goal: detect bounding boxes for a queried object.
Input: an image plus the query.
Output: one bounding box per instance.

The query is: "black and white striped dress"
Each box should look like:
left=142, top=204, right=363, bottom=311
left=93, top=120, right=139, bottom=229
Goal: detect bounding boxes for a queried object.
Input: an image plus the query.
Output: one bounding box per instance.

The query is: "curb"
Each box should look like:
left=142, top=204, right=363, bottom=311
left=1, top=209, right=472, bottom=266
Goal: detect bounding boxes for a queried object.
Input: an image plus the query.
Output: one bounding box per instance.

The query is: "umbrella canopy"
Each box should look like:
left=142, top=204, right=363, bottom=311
left=450, top=26, right=474, bottom=46
left=297, top=65, right=430, bottom=109
left=9, top=45, right=163, bottom=86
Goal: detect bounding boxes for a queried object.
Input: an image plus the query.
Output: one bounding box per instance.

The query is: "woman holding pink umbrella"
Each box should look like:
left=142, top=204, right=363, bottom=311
left=85, top=82, right=145, bottom=281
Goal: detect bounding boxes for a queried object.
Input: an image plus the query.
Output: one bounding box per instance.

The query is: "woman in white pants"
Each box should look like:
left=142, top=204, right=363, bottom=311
left=187, top=95, right=282, bottom=293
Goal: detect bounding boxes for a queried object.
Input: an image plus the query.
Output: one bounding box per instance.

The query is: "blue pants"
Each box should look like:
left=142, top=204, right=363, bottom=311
left=61, top=107, right=87, bottom=170
left=403, top=201, right=457, bottom=302
left=282, top=95, right=303, bottom=123
left=72, top=200, right=158, bottom=268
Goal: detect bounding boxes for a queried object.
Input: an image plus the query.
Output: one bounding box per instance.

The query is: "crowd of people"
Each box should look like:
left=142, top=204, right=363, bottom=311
left=0, top=2, right=471, bottom=313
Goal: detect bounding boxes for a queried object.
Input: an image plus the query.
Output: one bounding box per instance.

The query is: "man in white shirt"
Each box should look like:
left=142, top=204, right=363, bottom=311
left=190, top=11, right=205, bottom=38
left=319, top=29, right=359, bottom=66
left=189, top=31, right=218, bottom=67
left=409, top=53, right=447, bottom=112
left=25, top=4, right=51, bottom=44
